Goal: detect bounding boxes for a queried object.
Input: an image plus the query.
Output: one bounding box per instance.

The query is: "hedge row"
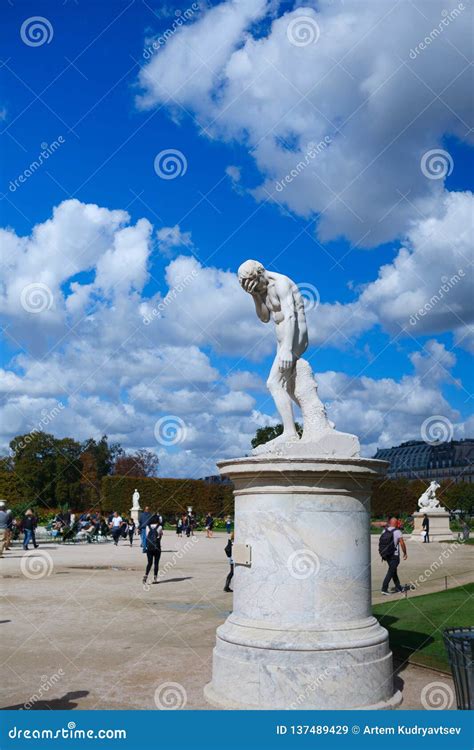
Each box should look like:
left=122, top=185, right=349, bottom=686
left=100, top=475, right=234, bottom=519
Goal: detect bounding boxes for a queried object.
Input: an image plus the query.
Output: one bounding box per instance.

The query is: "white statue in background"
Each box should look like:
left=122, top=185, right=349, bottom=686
left=238, top=260, right=347, bottom=456
left=417, top=481, right=442, bottom=511
left=132, top=488, right=140, bottom=510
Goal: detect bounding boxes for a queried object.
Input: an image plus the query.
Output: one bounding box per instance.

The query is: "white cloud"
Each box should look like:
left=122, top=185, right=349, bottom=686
left=137, top=0, right=473, bottom=246
left=156, top=224, right=193, bottom=257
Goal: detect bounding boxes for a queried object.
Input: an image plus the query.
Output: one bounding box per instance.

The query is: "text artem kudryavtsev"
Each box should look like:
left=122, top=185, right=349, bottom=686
left=364, top=725, right=461, bottom=736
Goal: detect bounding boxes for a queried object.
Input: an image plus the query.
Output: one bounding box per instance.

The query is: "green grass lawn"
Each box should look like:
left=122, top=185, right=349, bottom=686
left=373, top=583, right=474, bottom=672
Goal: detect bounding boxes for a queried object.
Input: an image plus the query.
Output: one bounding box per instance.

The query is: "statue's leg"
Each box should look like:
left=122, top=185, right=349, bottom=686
left=293, top=358, right=332, bottom=441
left=266, top=357, right=298, bottom=438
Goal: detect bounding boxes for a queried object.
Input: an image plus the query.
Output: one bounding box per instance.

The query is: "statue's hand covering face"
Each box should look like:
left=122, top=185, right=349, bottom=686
left=238, top=260, right=267, bottom=295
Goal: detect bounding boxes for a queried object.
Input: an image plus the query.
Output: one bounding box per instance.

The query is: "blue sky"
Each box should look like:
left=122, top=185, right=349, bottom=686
left=1, top=0, right=472, bottom=476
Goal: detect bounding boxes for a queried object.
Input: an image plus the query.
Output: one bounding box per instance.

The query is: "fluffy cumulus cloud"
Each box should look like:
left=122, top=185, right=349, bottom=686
left=308, top=191, right=473, bottom=350
left=137, top=0, right=473, bottom=247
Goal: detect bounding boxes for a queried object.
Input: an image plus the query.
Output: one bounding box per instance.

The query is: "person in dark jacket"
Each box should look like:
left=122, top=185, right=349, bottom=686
left=142, top=517, right=163, bottom=586
left=422, top=514, right=430, bottom=543
left=22, top=509, right=39, bottom=550
left=127, top=517, right=136, bottom=546
left=224, top=533, right=234, bottom=592
left=139, top=506, right=151, bottom=553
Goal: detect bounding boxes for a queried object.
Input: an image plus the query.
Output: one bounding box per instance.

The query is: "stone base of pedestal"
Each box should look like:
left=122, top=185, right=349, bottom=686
left=410, top=511, right=455, bottom=542
left=130, top=507, right=140, bottom=526
left=204, top=454, right=401, bottom=710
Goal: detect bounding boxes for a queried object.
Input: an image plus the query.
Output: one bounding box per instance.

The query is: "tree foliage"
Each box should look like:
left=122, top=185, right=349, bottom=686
left=251, top=423, right=302, bottom=448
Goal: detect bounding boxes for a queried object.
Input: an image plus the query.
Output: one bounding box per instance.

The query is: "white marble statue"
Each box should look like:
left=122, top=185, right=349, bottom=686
left=417, top=480, right=442, bottom=511
left=132, top=488, right=140, bottom=510
left=238, top=260, right=359, bottom=457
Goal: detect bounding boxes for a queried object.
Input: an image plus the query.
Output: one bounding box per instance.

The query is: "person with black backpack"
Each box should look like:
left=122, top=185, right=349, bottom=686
left=379, top=517, right=407, bottom=595
left=142, top=515, right=163, bottom=586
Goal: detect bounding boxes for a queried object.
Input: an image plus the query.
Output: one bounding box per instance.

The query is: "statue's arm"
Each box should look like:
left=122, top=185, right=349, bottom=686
left=278, top=280, right=296, bottom=360
left=253, top=293, right=270, bottom=323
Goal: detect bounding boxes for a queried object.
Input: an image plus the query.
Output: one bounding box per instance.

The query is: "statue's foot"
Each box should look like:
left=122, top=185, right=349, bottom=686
left=252, top=431, right=300, bottom=455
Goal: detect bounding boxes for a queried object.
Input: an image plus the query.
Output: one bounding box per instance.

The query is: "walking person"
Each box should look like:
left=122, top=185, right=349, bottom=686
left=224, top=532, right=234, bottom=592
left=205, top=512, right=214, bottom=538
left=225, top=516, right=232, bottom=535
left=379, top=517, right=407, bottom=595
left=139, top=506, right=151, bottom=553
left=128, top=517, right=136, bottom=546
left=0, top=500, right=12, bottom=557
left=142, top=516, right=163, bottom=586
left=109, top=512, right=124, bottom=546
left=422, top=513, right=430, bottom=543
left=22, top=509, right=39, bottom=551
left=176, top=515, right=182, bottom=537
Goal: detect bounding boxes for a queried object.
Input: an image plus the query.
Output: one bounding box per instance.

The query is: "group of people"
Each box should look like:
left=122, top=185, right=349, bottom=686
left=0, top=503, right=39, bottom=554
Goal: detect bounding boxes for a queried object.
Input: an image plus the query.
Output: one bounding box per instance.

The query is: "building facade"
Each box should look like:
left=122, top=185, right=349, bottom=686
left=374, top=439, right=474, bottom=483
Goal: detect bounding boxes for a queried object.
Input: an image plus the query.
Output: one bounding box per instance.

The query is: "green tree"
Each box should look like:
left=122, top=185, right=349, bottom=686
left=251, top=423, right=302, bottom=449
left=10, top=432, right=57, bottom=506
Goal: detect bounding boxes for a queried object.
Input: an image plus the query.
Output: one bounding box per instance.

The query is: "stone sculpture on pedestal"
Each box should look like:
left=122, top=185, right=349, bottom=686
left=411, top=481, right=454, bottom=541
left=204, top=261, right=401, bottom=710
left=130, top=488, right=141, bottom=525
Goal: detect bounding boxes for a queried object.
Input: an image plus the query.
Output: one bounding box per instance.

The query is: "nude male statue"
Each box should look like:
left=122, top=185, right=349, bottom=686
left=238, top=260, right=332, bottom=453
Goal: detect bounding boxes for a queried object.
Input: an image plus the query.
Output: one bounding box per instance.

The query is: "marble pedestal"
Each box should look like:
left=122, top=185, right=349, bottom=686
left=411, top=511, right=454, bottom=542
left=204, top=455, right=401, bottom=710
left=130, top=507, right=140, bottom=525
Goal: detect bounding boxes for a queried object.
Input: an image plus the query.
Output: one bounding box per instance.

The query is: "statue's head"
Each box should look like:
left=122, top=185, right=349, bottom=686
left=238, top=260, right=267, bottom=294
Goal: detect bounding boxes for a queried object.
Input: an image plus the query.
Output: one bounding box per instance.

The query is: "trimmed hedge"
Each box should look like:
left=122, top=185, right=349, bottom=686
left=100, top=475, right=234, bottom=519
